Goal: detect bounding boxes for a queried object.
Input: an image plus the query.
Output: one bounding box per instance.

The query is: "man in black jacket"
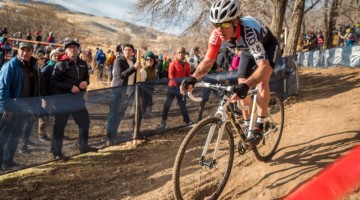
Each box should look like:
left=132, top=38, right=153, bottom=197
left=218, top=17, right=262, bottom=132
left=50, top=40, right=97, bottom=160
left=105, top=44, right=141, bottom=146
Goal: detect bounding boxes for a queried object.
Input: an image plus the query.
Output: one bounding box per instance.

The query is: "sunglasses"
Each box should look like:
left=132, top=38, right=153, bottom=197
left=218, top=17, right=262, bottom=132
left=146, top=58, right=154, bottom=61
left=212, top=20, right=233, bottom=29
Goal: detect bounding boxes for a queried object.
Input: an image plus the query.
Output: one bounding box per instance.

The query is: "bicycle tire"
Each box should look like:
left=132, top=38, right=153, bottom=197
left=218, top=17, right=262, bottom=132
left=253, top=92, right=284, bottom=161
left=173, top=117, right=234, bottom=200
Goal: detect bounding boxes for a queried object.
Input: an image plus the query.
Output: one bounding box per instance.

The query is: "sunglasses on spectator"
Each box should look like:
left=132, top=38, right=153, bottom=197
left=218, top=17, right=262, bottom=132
left=213, top=20, right=233, bottom=29
left=146, top=58, right=154, bottom=61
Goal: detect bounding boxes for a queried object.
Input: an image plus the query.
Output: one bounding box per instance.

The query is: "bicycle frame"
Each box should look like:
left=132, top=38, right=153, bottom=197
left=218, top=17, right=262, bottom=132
left=188, top=82, right=258, bottom=168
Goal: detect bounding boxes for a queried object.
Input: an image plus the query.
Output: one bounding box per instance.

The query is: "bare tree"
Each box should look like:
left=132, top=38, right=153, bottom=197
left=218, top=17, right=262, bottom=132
left=284, top=0, right=305, bottom=56
left=133, top=0, right=211, bottom=34
left=323, top=0, right=329, bottom=49
left=270, top=0, right=288, bottom=44
left=325, top=0, right=339, bottom=48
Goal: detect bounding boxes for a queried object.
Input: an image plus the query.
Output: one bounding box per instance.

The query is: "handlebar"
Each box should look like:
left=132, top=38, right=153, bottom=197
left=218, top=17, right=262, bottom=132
left=186, top=82, right=257, bottom=102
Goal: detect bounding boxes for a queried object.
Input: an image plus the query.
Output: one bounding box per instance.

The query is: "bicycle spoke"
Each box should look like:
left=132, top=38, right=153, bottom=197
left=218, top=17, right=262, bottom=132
left=173, top=117, right=234, bottom=200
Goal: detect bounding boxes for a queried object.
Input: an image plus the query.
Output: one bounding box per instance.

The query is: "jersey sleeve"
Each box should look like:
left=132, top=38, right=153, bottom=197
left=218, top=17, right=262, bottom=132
left=205, top=29, right=222, bottom=60
left=244, top=28, right=268, bottom=62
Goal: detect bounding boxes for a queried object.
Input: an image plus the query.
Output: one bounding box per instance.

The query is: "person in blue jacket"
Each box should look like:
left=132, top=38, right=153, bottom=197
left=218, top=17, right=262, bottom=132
left=0, top=42, right=40, bottom=170
left=95, top=49, right=106, bottom=80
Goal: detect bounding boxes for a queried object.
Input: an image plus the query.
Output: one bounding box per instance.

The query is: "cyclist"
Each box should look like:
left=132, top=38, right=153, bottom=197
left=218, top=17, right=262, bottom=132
left=181, top=0, right=279, bottom=146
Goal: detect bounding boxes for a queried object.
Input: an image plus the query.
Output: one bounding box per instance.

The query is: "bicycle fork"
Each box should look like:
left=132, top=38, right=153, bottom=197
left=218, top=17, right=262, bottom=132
left=199, top=121, right=226, bottom=169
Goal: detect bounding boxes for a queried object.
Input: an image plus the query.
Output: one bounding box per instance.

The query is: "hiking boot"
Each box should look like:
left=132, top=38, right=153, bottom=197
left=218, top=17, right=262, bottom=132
left=185, top=121, right=194, bottom=127
left=39, top=135, right=50, bottom=142
left=18, top=144, right=29, bottom=154
left=53, top=153, right=69, bottom=161
left=79, top=145, right=98, bottom=154
left=156, top=121, right=166, bottom=131
left=105, top=138, right=115, bottom=147
left=248, top=128, right=263, bottom=146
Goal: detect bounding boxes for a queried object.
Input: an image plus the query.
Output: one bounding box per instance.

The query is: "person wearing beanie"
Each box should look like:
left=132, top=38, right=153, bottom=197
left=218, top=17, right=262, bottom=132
left=37, top=49, right=60, bottom=142
left=136, top=51, right=157, bottom=139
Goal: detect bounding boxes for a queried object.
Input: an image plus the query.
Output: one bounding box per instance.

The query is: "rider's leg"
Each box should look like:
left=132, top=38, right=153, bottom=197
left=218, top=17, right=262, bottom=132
left=255, top=67, right=273, bottom=130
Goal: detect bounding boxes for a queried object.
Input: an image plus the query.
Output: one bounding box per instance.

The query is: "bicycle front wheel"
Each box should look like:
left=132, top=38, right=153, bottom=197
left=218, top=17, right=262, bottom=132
left=253, top=92, right=284, bottom=161
left=173, top=117, right=234, bottom=200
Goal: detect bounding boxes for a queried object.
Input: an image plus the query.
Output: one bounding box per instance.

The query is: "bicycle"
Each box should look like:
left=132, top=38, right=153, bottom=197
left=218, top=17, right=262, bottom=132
left=172, top=82, right=284, bottom=200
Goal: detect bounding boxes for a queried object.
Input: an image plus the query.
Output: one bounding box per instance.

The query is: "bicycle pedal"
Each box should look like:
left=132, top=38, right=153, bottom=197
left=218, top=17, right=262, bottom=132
left=237, top=141, right=246, bottom=155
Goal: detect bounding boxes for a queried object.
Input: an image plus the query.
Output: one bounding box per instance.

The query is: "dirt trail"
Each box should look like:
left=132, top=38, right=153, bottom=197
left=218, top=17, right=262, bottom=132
left=0, top=67, right=359, bottom=200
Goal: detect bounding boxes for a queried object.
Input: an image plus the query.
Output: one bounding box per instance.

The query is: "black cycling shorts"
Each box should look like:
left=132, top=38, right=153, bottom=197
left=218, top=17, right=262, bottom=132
left=237, top=42, right=278, bottom=79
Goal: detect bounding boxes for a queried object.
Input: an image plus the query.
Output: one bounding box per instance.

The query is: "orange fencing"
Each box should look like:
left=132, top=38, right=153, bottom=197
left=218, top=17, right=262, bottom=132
left=285, top=145, right=360, bottom=200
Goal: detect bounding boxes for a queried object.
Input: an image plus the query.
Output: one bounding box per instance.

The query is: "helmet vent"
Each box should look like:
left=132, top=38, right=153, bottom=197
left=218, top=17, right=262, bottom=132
left=220, top=11, right=227, bottom=20
left=229, top=8, right=238, bottom=17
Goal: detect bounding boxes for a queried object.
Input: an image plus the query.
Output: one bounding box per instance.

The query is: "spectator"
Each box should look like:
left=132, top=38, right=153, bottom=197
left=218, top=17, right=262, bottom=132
left=0, top=42, right=40, bottom=170
left=157, top=54, right=164, bottom=79
left=18, top=53, right=46, bottom=153
left=0, top=28, right=8, bottom=37
left=316, top=31, right=324, bottom=50
left=44, top=45, right=52, bottom=60
left=105, top=44, right=141, bottom=146
left=34, top=31, right=42, bottom=42
left=231, top=49, right=241, bottom=72
left=115, top=42, right=122, bottom=54
left=216, top=45, right=232, bottom=72
left=139, top=51, right=157, bottom=115
left=50, top=39, right=98, bottom=160
left=26, top=32, right=32, bottom=40
left=12, top=32, right=22, bottom=47
left=189, top=47, right=202, bottom=74
left=34, top=42, right=41, bottom=52
left=156, top=47, right=193, bottom=131
left=346, top=33, right=355, bottom=46
left=105, top=50, right=116, bottom=81
left=88, top=49, right=93, bottom=63
left=161, top=57, right=170, bottom=79
left=47, top=32, right=55, bottom=43
left=355, top=20, right=360, bottom=43
left=95, top=49, right=106, bottom=80
left=79, top=50, right=93, bottom=74
left=38, top=49, right=60, bottom=142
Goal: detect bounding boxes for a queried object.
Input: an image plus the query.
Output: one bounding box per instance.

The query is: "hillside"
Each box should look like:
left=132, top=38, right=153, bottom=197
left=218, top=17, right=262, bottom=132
left=56, top=12, right=178, bottom=52
left=0, top=1, right=183, bottom=53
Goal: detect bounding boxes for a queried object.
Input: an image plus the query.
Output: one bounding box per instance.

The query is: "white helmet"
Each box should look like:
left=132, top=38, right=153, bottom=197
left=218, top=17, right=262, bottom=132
left=209, top=0, right=241, bottom=23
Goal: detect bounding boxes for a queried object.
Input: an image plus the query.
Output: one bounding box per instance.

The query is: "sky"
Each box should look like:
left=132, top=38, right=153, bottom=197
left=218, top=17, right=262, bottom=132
left=34, top=0, right=185, bottom=35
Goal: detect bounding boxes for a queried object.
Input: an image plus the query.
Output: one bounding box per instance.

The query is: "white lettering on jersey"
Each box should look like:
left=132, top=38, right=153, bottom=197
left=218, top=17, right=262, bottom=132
left=244, top=27, right=258, bottom=46
left=209, top=30, right=219, bottom=45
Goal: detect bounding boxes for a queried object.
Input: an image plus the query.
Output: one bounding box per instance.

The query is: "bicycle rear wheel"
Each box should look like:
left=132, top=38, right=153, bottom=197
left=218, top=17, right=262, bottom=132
left=253, top=92, right=284, bottom=161
left=173, top=117, right=234, bottom=200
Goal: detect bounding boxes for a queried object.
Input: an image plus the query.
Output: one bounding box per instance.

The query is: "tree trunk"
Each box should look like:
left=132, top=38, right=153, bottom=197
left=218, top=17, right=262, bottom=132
left=284, top=0, right=305, bottom=56
left=323, top=0, right=329, bottom=49
left=270, top=0, right=287, bottom=43
left=325, top=0, right=339, bottom=48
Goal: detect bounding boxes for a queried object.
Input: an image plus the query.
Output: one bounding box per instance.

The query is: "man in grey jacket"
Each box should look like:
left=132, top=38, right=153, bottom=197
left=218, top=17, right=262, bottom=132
left=106, top=44, right=140, bottom=146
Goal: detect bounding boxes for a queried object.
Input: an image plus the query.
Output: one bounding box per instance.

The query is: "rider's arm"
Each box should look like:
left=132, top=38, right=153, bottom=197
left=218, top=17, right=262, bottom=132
left=192, top=57, right=215, bottom=80
left=192, top=29, right=221, bottom=80
left=242, top=59, right=273, bottom=88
